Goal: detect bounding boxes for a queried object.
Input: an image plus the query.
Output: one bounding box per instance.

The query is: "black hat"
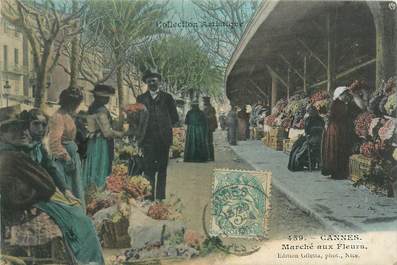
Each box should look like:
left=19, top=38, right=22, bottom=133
left=202, top=96, right=211, bottom=101
left=142, top=70, right=162, bottom=83
left=0, top=105, right=22, bottom=127
left=91, top=84, right=115, bottom=97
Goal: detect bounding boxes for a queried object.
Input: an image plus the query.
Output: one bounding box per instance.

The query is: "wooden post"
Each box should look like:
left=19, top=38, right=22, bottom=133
left=368, top=2, right=397, bottom=87
left=326, top=11, right=336, bottom=92
left=287, top=68, right=291, bottom=99
left=271, top=75, right=278, bottom=110
left=303, top=56, right=307, bottom=94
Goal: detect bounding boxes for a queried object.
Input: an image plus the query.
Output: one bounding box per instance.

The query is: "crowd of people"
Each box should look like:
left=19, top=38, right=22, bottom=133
left=0, top=70, right=224, bottom=264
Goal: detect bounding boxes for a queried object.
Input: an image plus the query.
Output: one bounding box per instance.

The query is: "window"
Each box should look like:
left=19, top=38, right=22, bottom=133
left=3, top=45, right=8, bottom=70
left=14, top=48, right=19, bottom=65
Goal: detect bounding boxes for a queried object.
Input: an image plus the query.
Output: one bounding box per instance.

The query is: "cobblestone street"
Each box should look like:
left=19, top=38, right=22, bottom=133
left=167, top=130, right=328, bottom=239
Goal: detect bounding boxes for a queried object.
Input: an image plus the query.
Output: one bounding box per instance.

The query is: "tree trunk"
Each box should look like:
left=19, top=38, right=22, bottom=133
left=70, top=0, right=80, bottom=87
left=35, top=69, right=48, bottom=110
left=116, top=63, right=125, bottom=125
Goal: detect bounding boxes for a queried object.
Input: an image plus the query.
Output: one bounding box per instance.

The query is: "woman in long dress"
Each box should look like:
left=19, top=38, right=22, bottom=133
left=321, top=87, right=361, bottom=179
left=237, top=106, right=250, bottom=140
left=183, top=102, right=209, bottom=162
left=83, top=84, right=124, bottom=189
left=48, top=87, right=85, bottom=207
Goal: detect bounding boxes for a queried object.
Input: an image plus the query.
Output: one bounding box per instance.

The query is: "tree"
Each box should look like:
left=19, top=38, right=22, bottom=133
left=1, top=0, right=83, bottom=109
left=190, top=0, right=259, bottom=70
left=84, top=0, right=168, bottom=118
left=134, top=35, right=223, bottom=100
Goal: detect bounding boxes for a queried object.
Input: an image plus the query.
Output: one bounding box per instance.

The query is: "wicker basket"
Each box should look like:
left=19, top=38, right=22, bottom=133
left=349, top=154, right=376, bottom=183
left=283, top=139, right=294, bottom=154
left=101, top=217, right=131, bottom=249
left=269, top=127, right=286, bottom=139
left=262, top=131, right=270, bottom=145
left=267, top=136, right=283, bottom=151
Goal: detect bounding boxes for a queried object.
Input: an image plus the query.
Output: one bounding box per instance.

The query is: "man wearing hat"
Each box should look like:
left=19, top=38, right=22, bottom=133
left=137, top=70, right=179, bottom=201
left=202, top=96, right=218, bottom=161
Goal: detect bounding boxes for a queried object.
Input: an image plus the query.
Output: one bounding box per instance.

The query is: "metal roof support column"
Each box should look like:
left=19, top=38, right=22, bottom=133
left=368, top=2, right=397, bottom=88
left=271, top=75, right=278, bottom=110
left=303, top=56, right=307, bottom=94
left=287, top=68, right=291, bottom=100
left=326, top=10, right=336, bottom=92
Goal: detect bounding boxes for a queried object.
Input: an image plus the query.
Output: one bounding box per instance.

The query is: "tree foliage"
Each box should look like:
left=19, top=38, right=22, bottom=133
left=83, top=0, right=169, bottom=117
left=133, top=35, right=223, bottom=99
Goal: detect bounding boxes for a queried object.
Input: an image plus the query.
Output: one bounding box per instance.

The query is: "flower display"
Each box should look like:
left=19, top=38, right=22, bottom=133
left=125, top=176, right=152, bottom=200
left=368, top=118, right=386, bottom=138
left=354, top=112, right=375, bottom=139
left=271, top=99, right=287, bottom=115
left=310, top=90, right=330, bottom=102
left=124, top=103, right=145, bottom=113
left=378, top=119, right=396, bottom=141
left=184, top=229, right=204, bottom=250
left=281, top=117, right=292, bottom=129
left=147, top=202, right=171, bottom=220
left=384, top=93, right=396, bottom=115
left=313, top=98, right=331, bottom=114
left=264, top=114, right=277, bottom=126
left=359, top=142, right=377, bottom=158
left=171, top=127, right=185, bottom=158
left=106, top=174, right=126, bottom=193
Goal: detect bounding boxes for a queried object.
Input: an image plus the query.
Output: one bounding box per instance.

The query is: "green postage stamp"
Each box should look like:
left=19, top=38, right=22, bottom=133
left=210, top=169, right=272, bottom=240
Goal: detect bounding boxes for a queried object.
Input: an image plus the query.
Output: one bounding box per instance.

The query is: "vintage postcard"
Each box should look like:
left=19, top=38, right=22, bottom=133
left=0, top=0, right=396, bottom=265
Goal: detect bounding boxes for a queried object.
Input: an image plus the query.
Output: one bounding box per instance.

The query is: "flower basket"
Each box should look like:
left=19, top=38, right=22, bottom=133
left=283, top=138, right=296, bottom=154
left=262, top=131, right=270, bottom=146
left=269, top=127, right=286, bottom=140
left=349, top=154, right=376, bottom=183
left=101, top=217, right=131, bottom=248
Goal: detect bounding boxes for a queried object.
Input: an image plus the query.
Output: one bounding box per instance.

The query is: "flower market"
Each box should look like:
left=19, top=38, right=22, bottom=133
left=1, top=0, right=397, bottom=265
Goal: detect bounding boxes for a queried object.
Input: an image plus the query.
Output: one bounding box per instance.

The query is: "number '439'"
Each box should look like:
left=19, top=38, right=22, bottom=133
left=288, top=235, right=304, bottom=241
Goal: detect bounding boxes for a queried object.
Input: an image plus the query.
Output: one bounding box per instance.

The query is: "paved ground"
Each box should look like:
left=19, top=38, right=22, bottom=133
left=167, top=130, right=328, bottom=239
left=230, top=139, right=397, bottom=233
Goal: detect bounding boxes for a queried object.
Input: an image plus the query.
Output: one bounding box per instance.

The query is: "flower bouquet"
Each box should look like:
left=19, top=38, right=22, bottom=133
left=378, top=118, right=396, bottom=142
left=359, top=142, right=378, bottom=158
left=354, top=112, right=375, bottom=139
left=271, top=98, right=288, bottom=115
left=264, top=114, right=277, bottom=126
left=125, top=176, right=152, bottom=200
left=313, top=98, right=331, bottom=114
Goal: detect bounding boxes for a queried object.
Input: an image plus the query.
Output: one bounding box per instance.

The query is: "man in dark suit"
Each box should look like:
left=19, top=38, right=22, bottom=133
left=137, top=70, right=179, bottom=201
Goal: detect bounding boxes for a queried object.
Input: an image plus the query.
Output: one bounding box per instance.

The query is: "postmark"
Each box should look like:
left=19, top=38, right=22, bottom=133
left=202, top=169, right=272, bottom=255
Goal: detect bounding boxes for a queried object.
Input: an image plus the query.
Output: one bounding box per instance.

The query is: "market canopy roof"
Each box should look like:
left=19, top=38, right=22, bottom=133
left=225, top=0, right=376, bottom=106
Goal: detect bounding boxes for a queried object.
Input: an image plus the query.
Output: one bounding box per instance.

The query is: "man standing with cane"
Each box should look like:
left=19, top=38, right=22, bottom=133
left=137, top=70, right=179, bottom=201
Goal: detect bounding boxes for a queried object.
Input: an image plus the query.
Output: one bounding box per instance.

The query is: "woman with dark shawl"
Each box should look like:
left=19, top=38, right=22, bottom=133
left=183, top=102, right=209, bottom=162
left=0, top=115, right=104, bottom=265
left=321, top=86, right=362, bottom=179
left=288, top=105, right=325, bottom=171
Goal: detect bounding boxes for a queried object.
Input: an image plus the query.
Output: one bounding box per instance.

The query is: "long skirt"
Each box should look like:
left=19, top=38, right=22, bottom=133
left=237, top=118, right=248, bottom=140
left=82, top=136, right=112, bottom=190
left=227, top=124, right=237, bottom=145
left=321, top=122, right=352, bottom=179
left=54, top=141, right=85, bottom=208
left=35, top=193, right=104, bottom=265
left=184, top=125, right=209, bottom=162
